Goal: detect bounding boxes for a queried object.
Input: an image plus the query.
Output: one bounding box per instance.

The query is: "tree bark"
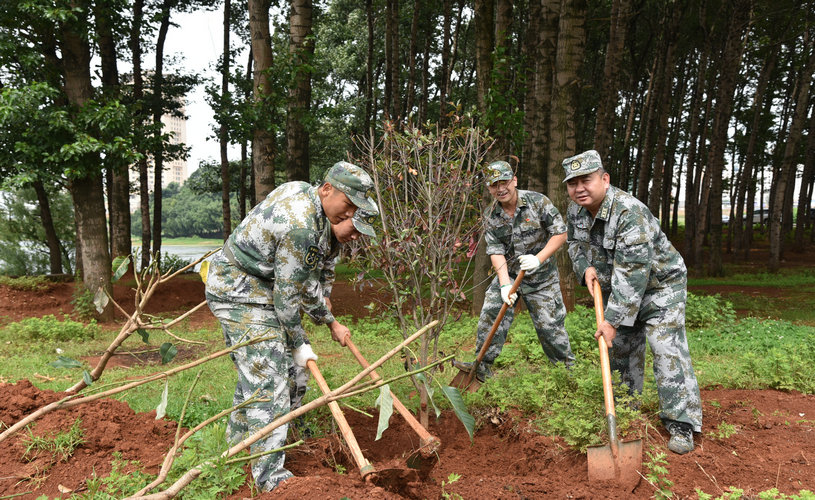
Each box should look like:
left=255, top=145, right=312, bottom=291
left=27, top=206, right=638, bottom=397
left=152, top=0, right=177, bottom=265
left=286, top=0, right=313, bottom=183
left=249, top=0, right=277, bottom=199
left=405, top=0, right=420, bottom=121
left=365, top=0, right=374, bottom=133
left=770, top=36, right=815, bottom=271
left=547, top=0, right=586, bottom=311
left=59, top=9, right=112, bottom=320
left=32, top=180, right=63, bottom=274
left=593, top=0, right=631, bottom=169
left=521, top=0, right=543, bottom=190
left=129, top=0, right=151, bottom=270
left=706, top=0, right=751, bottom=277
left=221, top=0, right=233, bottom=240
left=439, top=0, right=451, bottom=126
left=794, top=106, right=815, bottom=251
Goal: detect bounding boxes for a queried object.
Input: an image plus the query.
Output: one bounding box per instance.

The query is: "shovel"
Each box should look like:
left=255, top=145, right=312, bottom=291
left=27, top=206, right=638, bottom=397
left=586, top=281, right=642, bottom=488
left=344, top=337, right=441, bottom=472
left=305, top=359, right=420, bottom=489
left=451, top=271, right=525, bottom=393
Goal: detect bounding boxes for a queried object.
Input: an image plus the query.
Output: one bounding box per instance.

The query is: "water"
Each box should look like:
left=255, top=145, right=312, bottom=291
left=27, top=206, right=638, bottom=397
left=133, top=244, right=222, bottom=272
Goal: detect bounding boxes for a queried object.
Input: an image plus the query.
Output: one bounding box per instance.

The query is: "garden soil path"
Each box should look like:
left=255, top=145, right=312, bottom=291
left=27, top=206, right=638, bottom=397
left=1, top=245, right=815, bottom=499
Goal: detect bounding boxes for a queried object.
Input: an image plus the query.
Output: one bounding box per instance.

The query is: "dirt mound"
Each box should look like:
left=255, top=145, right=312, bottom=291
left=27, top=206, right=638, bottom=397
left=1, top=380, right=813, bottom=499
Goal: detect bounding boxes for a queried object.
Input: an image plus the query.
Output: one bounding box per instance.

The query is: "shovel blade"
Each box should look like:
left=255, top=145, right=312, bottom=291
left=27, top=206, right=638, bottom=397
left=450, top=369, right=482, bottom=393
left=587, top=438, right=642, bottom=489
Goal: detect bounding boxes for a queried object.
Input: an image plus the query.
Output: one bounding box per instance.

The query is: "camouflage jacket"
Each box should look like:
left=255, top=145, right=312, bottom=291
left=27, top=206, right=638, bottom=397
left=566, top=185, right=687, bottom=328
left=484, top=189, right=567, bottom=292
left=206, top=181, right=335, bottom=348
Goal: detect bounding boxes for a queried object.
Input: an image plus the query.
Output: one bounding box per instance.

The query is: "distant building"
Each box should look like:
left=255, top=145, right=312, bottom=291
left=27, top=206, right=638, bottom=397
left=129, top=102, right=188, bottom=212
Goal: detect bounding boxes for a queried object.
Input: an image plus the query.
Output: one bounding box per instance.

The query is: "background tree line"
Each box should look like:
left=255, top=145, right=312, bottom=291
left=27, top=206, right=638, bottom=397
left=0, top=0, right=813, bottom=319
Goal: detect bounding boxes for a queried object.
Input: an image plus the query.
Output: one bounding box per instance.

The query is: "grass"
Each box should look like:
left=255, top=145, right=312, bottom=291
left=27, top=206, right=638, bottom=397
left=1, top=267, right=814, bottom=497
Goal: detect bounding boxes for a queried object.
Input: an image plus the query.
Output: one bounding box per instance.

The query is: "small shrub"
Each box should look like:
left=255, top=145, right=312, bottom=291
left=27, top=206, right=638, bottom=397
left=71, top=286, right=97, bottom=320
left=0, top=275, right=52, bottom=291
left=1, top=315, right=99, bottom=342
left=77, top=452, right=153, bottom=498
left=686, top=293, right=736, bottom=329
left=160, top=253, right=192, bottom=274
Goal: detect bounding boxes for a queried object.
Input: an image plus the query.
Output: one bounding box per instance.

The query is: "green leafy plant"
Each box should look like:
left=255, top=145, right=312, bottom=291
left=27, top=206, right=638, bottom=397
left=22, top=419, right=84, bottom=462
left=441, top=472, right=463, bottom=500
left=71, top=286, right=97, bottom=320
left=76, top=452, right=154, bottom=498
left=1, top=314, right=98, bottom=342
left=686, top=293, right=736, bottom=329
left=711, top=422, right=738, bottom=440
left=643, top=449, right=674, bottom=499
left=0, top=275, right=52, bottom=291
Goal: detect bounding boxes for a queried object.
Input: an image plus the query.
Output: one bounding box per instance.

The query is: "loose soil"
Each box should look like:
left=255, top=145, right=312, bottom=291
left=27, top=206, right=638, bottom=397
left=1, top=244, right=815, bottom=499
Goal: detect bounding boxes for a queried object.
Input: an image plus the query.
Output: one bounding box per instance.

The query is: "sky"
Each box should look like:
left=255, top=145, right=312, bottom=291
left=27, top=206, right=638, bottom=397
left=161, top=8, right=243, bottom=173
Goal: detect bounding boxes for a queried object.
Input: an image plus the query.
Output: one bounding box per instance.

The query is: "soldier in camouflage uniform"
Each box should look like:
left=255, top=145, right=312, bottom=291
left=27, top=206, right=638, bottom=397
left=205, top=162, right=377, bottom=491
left=563, top=150, right=702, bottom=455
left=453, top=161, right=575, bottom=381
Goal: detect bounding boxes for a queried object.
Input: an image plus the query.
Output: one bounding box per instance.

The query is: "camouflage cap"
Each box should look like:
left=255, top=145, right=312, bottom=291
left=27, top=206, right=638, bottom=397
left=484, top=161, right=515, bottom=184
left=352, top=209, right=377, bottom=238
left=562, top=150, right=603, bottom=182
left=324, top=161, right=379, bottom=213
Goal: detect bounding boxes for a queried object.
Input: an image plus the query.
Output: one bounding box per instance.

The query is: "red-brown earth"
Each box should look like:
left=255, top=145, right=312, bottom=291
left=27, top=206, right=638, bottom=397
left=1, top=245, right=814, bottom=499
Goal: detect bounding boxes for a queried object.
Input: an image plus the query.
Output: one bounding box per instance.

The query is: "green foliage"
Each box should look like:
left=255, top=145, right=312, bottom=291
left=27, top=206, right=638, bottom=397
left=163, top=422, right=247, bottom=499
left=71, top=286, right=98, bottom=320
left=696, top=487, right=815, bottom=499
left=643, top=450, right=674, bottom=499
left=0, top=314, right=98, bottom=342
left=711, top=421, right=737, bottom=440
left=0, top=187, right=74, bottom=276
left=77, top=452, right=154, bottom=499
left=160, top=253, right=193, bottom=274
left=22, top=419, right=84, bottom=462
left=0, top=275, right=52, bottom=291
left=686, top=293, right=737, bottom=329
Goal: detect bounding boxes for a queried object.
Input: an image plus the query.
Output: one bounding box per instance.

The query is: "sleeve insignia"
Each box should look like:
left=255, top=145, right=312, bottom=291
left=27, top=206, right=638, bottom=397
left=304, top=245, right=322, bottom=270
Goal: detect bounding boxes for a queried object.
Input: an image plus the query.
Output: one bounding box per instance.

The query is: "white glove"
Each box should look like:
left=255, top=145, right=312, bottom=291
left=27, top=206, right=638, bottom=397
left=500, top=284, right=517, bottom=307
left=292, top=343, right=318, bottom=368
left=518, top=254, right=541, bottom=274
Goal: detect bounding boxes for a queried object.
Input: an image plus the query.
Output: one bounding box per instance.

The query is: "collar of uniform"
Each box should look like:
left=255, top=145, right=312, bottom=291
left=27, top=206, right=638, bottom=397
left=595, top=186, right=615, bottom=221
left=308, top=185, right=326, bottom=232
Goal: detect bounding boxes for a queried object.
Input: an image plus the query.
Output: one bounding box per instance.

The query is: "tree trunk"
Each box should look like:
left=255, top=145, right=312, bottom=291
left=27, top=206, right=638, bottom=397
left=94, top=2, right=130, bottom=260
left=491, top=0, right=513, bottom=156
left=439, top=0, right=451, bottom=126
left=734, top=49, right=777, bottom=255
left=521, top=0, right=542, bottom=190
left=707, top=0, right=751, bottom=277
left=547, top=0, right=586, bottom=311
left=405, top=0, right=420, bottom=121
left=384, top=0, right=400, bottom=121
left=220, top=0, right=233, bottom=240
left=471, top=0, right=496, bottom=315
left=59, top=12, right=112, bottom=320
left=249, top=0, right=277, bottom=199
left=152, top=0, right=177, bottom=265
left=129, top=0, right=151, bottom=270
left=32, top=180, right=63, bottom=274
left=794, top=106, right=815, bottom=251
left=593, top=0, right=631, bottom=169
left=770, top=36, right=815, bottom=271
left=286, top=0, right=313, bottom=183
left=365, top=0, right=374, bottom=133
left=634, top=55, right=658, bottom=202
left=683, top=46, right=709, bottom=266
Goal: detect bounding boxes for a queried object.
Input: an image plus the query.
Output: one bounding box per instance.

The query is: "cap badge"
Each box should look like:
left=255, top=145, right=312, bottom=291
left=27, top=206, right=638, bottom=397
left=570, top=160, right=581, bottom=171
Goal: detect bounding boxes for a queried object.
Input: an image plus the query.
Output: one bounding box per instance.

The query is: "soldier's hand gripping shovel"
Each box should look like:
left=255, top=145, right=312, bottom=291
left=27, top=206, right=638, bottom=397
left=344, top=336, right=441, bottom=473
left=586, top=281, right=642, bottom=489
left=451, top=271, right=525, bottom=393
left=306, top=358, right=419, bottom=490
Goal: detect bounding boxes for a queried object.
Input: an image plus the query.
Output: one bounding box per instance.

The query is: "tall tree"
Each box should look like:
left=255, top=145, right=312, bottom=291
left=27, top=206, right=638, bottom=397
left=286, top=0, right=314, bottom=182
left=769, top=34, right=815, bottom=271
left=249, top=0, right=277, bottom=199
left=547, top=0, right=587, bottom=309
left=220, top=0, right=233, bottom=239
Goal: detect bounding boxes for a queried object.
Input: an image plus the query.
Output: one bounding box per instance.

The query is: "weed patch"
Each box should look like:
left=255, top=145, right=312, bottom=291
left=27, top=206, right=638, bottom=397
left=0, top=314, right=98, bottom=342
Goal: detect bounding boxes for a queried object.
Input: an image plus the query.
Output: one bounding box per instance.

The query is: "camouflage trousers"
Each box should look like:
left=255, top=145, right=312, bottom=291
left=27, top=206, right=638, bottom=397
left=612, top=300, right=703, bottom=432
left=476, top=277, right=575, bottom=366
left=206, top=294, right=309, bottom=491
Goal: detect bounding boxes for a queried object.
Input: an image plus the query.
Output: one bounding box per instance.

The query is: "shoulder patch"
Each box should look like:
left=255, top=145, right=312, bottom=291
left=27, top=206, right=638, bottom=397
left=304, top=245, right=322, bottom=270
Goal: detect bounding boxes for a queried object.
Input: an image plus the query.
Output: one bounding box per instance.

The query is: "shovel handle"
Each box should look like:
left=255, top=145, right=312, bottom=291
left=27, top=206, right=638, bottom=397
left=594, top=282, right=620, bottom=446
left=463, top=270, right=526, bottom=387
left=306, top=359, right=375, bottom=477
left=345, top=338, right=440, bottom=449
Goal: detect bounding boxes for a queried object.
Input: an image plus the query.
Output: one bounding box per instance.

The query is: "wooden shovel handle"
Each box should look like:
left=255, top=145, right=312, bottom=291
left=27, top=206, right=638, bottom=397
left=464, top=270, right=526, bottom=386
left=345, top=338, right=440, bottom=448
left=306, top=359, right=375, bottom=477
left=593, top=281, right=616, bottom=419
